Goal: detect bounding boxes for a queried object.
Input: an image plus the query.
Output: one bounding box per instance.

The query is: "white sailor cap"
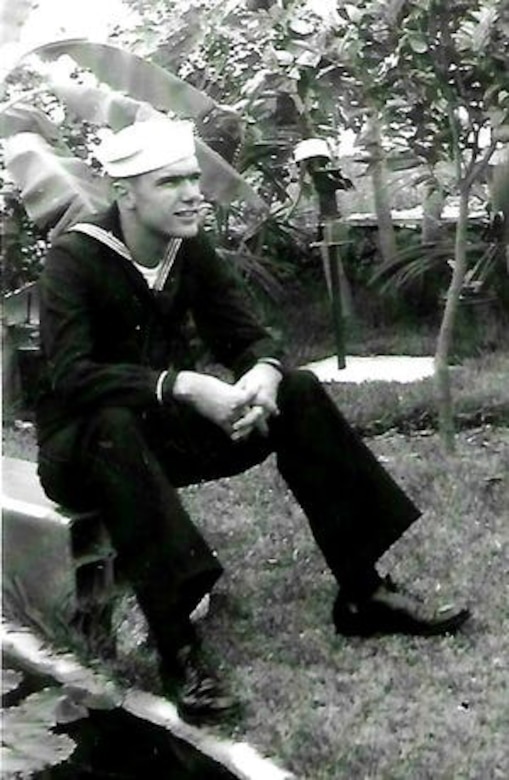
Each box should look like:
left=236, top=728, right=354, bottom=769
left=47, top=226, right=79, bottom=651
left=97, top=117, right=197, bottom=178
left=294, top=138, right=331, bottom=163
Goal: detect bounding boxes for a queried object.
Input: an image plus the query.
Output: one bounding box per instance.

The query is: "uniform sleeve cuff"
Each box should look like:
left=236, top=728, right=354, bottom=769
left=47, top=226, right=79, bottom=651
left=156, top=370, right=169, bottom=403
left=256, top=357, right=285, bottom=375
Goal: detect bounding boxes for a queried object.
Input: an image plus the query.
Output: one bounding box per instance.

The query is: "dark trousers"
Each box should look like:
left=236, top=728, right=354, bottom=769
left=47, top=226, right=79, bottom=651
left=38, top=370, right=420, bottom=660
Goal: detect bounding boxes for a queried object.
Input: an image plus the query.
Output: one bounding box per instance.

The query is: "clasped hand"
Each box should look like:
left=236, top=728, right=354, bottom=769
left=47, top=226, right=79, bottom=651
left=173, top=363, right=282, bottom=441
left=231, top=363, right=282, bottom=441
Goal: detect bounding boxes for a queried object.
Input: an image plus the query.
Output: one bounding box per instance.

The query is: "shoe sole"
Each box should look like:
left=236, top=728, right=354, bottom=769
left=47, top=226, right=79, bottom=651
left=177, top=699, right=241, bottom=726
left=335, top=607, right=471, bottom=638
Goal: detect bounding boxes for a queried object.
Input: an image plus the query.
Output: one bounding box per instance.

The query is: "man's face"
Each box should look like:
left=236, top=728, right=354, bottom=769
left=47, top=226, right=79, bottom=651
left=126, top=156, right=203, bottom=238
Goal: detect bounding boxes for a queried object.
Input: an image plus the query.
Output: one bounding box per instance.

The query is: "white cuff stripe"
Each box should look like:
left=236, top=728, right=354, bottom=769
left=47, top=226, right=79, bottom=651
left=257, top=358, right=283, bottom=371
left=156, top=370, right=169, bottom=403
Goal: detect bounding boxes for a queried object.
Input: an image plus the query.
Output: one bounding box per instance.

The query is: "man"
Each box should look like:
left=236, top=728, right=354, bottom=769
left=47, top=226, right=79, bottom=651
left=36, top=117, right=469, bottom=725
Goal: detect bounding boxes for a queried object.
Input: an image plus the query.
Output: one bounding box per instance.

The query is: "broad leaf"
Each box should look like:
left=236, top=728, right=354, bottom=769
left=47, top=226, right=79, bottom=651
left=4, top=132, right=110, bottom=233
left=0, top=102, right=60, bottom=141
left=46, top=80, right=265, bottom=208
left=48, top=81, right=143, bottom=131
left=32, top=39, right=216, bottom=120
left=2, top=668, right=23, bottom=697
left=2, top=688, right=77, bottom=777
left=195, top=136, right=265, bottom=207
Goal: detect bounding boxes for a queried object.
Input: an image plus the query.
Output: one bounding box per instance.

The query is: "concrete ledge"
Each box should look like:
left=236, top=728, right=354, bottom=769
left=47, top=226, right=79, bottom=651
left=2, top=621, right=295, bottom=780
left=2, top=457, right=115, bottom=620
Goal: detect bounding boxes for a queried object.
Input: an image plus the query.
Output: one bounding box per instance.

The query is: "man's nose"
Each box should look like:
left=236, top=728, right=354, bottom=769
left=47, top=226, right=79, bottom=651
left=180, top=177, right=202, bottom=200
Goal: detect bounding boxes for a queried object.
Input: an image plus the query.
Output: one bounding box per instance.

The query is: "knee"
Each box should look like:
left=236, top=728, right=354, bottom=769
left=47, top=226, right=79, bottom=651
left=88, top=406, right=141, bottom=445
left=277, top=369, right=323, bottom=407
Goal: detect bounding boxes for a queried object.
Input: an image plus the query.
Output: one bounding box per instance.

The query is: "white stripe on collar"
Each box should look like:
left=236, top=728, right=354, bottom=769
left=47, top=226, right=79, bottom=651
left=68, top=223, right=182, bottom=291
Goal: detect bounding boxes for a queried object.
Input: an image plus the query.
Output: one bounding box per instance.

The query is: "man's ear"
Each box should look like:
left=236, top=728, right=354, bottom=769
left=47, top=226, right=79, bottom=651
left=112, top=180, right=136, bottom=208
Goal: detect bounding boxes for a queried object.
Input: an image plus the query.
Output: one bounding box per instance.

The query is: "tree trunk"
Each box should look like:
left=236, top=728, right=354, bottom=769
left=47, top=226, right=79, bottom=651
left=434, top=185, right=470, bottom=452
left=487, top=149, right=509, bottom=272
left=421, top=180, right=446, bottom=244
left=365, top=111, right=398, bottom=265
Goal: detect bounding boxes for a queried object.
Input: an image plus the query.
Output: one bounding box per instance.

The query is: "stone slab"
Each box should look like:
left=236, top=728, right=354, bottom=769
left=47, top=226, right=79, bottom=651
left=304, top=354, right=435, bottom=384
left=2, top=457, right=115, bottom=619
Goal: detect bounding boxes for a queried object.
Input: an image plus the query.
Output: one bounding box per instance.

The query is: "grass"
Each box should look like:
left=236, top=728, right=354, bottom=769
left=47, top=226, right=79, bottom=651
left=325, top=352, right=509, bottom=435
left=3, top=352, right=509, bottom=779
left=113, top=424, right=508, bottom=779
left=197, top=426, right=508, bottom=778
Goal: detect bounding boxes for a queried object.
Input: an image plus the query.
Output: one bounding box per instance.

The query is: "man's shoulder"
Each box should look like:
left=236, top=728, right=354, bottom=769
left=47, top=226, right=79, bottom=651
left=71, top=204, right=117, bottom=230
left=48, top=205, right=122, bottom=259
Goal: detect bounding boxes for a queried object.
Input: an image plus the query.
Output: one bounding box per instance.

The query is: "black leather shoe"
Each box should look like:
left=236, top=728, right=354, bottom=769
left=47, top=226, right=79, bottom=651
left=160, top=644, right=239, bottom=726
left=333, top=576, right=470, bottom=637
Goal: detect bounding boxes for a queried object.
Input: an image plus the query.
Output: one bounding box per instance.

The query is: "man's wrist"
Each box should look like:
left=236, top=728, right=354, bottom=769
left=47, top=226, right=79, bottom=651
left=256, top=357, right=285, bottom=376
left=172, top=370, right=197, bottom=402
left=156, top=368, right=181, bottom=403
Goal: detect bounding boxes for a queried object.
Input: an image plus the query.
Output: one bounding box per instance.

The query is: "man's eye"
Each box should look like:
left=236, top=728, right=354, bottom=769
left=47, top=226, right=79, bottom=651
left=162, top=174, right=201, bottom=186
left=179, top=174, right=201, bottom=184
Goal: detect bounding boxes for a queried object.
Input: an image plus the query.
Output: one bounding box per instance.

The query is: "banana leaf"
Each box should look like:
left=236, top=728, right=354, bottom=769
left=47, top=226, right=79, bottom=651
left=0, top=101, right=61, bottom=141
left=55, top=84, right=143, bottom=130
left=32, top=39, right=216, bottom=120
left=4, top=132, right=110, bottom=233
left=46, top=79, right=265, bottom=208
left=195, top=136, right=265, bottom=206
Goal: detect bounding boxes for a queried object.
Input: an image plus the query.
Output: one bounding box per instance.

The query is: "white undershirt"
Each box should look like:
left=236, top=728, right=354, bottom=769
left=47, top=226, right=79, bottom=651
left=132, top=259, right=164, bottom=289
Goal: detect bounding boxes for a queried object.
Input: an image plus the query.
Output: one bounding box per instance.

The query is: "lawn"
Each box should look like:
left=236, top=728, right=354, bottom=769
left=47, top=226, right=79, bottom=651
left=3, top=354, right=509, bottom=779
left=186, top=425, right=509, bottom=779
